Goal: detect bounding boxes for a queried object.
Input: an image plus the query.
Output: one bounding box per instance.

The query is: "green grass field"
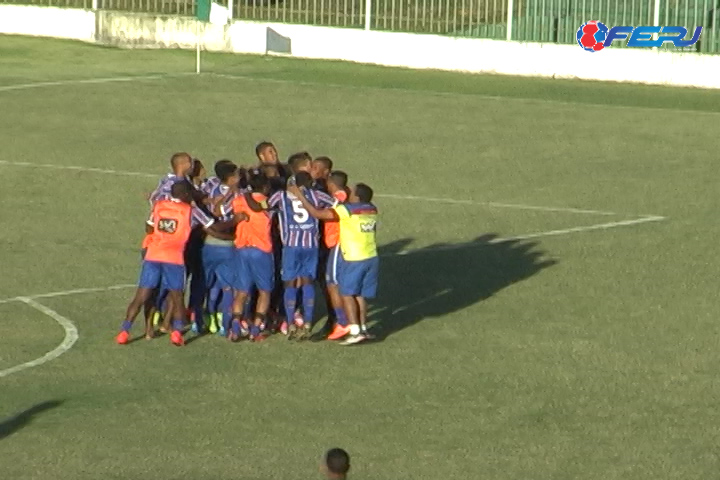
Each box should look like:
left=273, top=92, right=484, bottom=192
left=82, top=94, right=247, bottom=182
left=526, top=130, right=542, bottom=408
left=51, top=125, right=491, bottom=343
left=2, top=35, right=720, bottom=479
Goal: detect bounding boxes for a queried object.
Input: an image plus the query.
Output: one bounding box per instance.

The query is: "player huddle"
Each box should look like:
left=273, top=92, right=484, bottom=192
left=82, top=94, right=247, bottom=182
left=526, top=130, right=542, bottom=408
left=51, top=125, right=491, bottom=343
left=116, top=143, right=379, bottom=347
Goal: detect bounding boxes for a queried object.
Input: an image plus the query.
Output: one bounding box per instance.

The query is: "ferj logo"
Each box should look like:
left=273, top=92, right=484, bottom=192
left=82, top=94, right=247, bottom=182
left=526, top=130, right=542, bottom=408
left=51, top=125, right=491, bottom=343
left=576, top=20, right=702, bottom=52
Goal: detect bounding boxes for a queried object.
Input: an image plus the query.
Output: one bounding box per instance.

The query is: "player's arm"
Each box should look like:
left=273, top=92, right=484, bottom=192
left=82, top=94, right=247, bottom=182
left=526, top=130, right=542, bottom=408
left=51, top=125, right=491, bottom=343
left=287, top=185, right=337, bottom=221
left=244, top=192, right=269, bottom=213
left=190, top=206, right=231, bottom=241
left=212, top=183, right=239, bottom=213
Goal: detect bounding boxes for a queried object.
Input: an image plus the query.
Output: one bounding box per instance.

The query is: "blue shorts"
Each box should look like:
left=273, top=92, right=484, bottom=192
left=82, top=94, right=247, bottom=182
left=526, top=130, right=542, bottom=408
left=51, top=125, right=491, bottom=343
left=338, top=255, right=379, bottom=299
left=232, top=247, right=274, bottom=293
left=325, top=245, right=342, bottom=286
left=281, top=247, right=318, bottom=282
left=202, top=244, right=235, bottom=289
left=138, top=260, right=186, bottom=291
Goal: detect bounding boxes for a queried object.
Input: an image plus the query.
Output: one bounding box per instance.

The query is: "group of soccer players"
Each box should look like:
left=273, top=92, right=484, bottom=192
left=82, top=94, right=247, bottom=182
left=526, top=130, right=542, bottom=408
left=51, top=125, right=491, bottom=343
left=116, top=142, right=379, bottom=347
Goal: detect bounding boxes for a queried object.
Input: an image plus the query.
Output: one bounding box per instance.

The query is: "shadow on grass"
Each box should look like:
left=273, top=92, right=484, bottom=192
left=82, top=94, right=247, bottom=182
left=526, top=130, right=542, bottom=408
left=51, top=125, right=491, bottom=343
left=0, top=400, right=64, bottom=440
left=367, top=234, right=557, bottom=341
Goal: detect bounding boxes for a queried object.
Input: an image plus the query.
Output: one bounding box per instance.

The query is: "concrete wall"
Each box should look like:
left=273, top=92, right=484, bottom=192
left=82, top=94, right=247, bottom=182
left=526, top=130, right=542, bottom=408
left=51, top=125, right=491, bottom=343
left=0, top=5, right=95, bottom=42
left=1, top=4, right=720, bottom=89
left=227, top=21, right=720, bottom=89
left=95, top=11, right=229, bottom=51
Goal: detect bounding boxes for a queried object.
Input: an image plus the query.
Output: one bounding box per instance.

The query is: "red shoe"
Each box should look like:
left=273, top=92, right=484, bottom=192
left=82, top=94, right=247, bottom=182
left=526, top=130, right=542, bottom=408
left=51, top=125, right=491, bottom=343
left=327, top=325, right=351, bottom=341
left=170, top=330, right=185, bottom=346
left=280, top=321, right=288, bottom=335
left=116, top=331, right=130, bottom=345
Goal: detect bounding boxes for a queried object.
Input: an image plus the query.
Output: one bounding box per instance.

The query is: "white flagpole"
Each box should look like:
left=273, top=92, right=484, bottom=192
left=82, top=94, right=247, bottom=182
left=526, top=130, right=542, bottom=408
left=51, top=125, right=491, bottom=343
left=195, top=20, right=201, bottom=74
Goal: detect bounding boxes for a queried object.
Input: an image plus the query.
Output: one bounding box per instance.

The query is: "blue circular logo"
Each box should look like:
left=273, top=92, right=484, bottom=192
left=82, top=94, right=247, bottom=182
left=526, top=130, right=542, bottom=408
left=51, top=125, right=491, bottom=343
left=577, top=21, right=609, bottom=52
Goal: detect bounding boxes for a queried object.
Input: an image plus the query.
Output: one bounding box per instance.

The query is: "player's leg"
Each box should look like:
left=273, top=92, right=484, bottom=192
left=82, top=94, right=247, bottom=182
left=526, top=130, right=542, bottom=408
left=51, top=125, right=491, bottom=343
left=218, top=287, right=233, bottom=336
left=154, top=288, right=171, bottom=333
left=316, top=245, right=336, bottom=336
left=201, top=243, right=220, bottom=334
left=281, top=247, right=300, bottom=336
left=229, top=248, right=251, bottom=341
left=325, top=246, right=350, bottom=340
left=187, top=252, right=207, bottom=333
left=358, top=256, right=379, bottom=339
left=163, top=263, right=189, bottom=346
left=118, top=260, right=161, bottom=344
left=338, top=259, right=367, bottom=345
left=143, top=291, right=158, bottom=339
left=214, top=248, right=238, bottom=337
left=298, top=248, right=319, bottom=335
left=269, top=239, right=284, bottom=333
left=248, top=249, right=274, bottom=341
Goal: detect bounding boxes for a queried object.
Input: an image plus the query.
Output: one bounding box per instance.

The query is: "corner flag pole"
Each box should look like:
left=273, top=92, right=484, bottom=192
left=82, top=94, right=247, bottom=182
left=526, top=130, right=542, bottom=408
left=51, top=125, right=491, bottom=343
left=195, top=0, right=229, bottom=74
left=196, top=20, right=201, bottom=74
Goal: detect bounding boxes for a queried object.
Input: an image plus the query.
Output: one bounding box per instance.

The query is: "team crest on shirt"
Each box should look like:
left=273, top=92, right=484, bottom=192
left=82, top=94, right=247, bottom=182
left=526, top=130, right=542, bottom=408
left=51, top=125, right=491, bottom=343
left=158, top=218, right=178, bottom=234
left=360, top=221, right=376, bottom=233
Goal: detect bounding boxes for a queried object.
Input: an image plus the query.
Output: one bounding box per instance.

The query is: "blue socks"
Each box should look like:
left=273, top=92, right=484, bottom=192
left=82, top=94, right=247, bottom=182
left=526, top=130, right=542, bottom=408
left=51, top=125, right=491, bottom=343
left=250, top=324, right=261, bottom=338
left=284, top=287, right=298, bottom=324
left=121, top=320, right=132, bottom=332
left=172, top=320, right=184, bottom=332
left=220, top=289, right=233, bottom=331
left=334, top=308, right=348, bottom=327
left=207, top=288, right=221, bottom=316
left=301, top=284, right=315, bottom=326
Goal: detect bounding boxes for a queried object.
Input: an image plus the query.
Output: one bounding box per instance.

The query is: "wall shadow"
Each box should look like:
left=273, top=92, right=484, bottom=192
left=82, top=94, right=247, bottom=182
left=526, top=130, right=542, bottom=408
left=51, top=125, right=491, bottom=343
left=0, top=400, right=64, bottom=441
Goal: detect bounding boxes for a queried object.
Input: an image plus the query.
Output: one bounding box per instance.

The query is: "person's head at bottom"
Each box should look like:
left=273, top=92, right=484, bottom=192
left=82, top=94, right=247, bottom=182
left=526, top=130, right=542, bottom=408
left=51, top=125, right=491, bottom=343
left=322, top=448, right=350, bottom=479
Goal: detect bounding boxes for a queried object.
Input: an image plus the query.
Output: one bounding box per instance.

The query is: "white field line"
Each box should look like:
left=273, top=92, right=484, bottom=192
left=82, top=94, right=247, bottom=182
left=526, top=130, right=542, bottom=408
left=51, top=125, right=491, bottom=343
left=209, top=72, right=720, bottom=118
left=0, top=284, right=134, bottom=305
left=0, top=298, right=79, bottom=379
left=0, top=73, right=193, bottom=93
left=387, top=215, right=666, bottom=257
left=0, top=71, right=715, bottom=118
left=378, top=193, right=618, bottom=216
left=0, top=215, right=665, bottom=303
left=0, top=215, right=666, bottom=303
left=391, top=288, right=452, bottom=314
left=0, top=160, right=640, bottom=217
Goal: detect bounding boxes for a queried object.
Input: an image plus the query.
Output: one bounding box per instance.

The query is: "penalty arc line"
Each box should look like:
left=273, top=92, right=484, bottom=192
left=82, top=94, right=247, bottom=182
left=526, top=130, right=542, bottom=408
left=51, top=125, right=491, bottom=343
left=0, top=297, right=79, bottom=379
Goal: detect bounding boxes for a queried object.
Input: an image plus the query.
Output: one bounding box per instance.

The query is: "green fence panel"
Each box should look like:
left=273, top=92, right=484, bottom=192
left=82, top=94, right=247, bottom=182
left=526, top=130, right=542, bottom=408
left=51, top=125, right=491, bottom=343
left=0, top=0, right=717, bottom=51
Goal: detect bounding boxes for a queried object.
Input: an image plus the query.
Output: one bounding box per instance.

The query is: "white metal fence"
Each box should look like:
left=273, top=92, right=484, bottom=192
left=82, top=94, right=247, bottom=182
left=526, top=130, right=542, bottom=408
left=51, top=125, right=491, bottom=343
left=2, top=0, right=717, bottom=51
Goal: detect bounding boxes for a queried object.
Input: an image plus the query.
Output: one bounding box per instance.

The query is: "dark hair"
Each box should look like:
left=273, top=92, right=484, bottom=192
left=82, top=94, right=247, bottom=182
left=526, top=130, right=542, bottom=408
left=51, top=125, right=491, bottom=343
left=355, top=183, right=373, bottom=203
left=328, top=170, right=348, bottom=189
left=190, top=158, right=205, bottom=179
left=214, top=159, right=234, bottom=178
left=294, top=171, right=313, bottom=188
left=248, top=172, right=270, bottom=193
left=255, top=141, right=275, bottom=158
left=325, top=448, right=350, bottom=475
left=216, top=162, right=238, bottom=182
left=171, top=180, right=192, bottom=199
left=236, top=167, right=249, bottom=190
left=288, top=151, right=312, bottom=169
left=314, top=156, right=333, bottom=171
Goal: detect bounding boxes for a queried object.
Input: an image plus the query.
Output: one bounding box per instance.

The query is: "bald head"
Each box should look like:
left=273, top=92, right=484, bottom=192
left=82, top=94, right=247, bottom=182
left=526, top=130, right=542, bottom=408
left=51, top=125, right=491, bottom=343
left=170, top=152, right=192, bottom=176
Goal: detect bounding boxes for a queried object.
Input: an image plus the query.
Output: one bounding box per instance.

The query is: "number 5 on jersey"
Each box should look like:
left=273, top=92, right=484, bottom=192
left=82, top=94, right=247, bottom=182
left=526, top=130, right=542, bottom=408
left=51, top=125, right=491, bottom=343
left=291, top=200, right=310, bottom=223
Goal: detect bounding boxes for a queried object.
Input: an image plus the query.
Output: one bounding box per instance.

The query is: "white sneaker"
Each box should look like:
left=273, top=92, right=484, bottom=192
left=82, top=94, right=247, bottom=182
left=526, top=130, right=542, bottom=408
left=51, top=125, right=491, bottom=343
left=340, top=334, right=366, bottom=346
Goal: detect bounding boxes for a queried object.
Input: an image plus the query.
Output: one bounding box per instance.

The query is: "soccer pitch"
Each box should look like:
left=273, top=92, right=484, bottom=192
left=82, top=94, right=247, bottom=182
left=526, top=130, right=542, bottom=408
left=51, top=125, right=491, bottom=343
left=2, top=35, right=720, bottom=480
